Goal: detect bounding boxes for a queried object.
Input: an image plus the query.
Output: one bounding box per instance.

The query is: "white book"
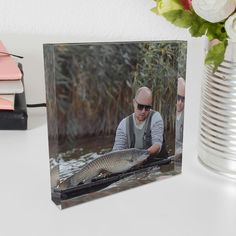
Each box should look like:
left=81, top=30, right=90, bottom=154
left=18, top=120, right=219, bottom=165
left=0, top=80, right=23, bottom=94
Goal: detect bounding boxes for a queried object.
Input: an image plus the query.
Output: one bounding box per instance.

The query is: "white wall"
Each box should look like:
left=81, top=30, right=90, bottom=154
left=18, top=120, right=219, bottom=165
left=0, top=0, right=189, bottom=103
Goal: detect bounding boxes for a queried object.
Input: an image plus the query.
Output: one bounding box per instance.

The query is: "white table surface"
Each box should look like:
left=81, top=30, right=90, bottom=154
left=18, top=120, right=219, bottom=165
left=0, top=39, right=236, bottom=236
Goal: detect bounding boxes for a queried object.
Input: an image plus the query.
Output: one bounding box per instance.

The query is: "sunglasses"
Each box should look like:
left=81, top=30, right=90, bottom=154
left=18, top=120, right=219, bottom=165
left=135, top=99, right=152, bottom=111
left=177, top=95, right=185, bottom=102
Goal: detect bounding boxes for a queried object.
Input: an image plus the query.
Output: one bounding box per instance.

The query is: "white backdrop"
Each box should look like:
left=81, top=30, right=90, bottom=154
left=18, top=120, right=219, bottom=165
left=0, top=0, right=188, bottom=103
left=1, top=1, right=236, bottom=236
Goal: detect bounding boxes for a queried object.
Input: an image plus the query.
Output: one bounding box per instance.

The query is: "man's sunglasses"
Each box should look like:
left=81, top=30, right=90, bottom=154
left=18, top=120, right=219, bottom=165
left=177, top=95, right=185, bottom=102
left=135, top=99, right=152, bottom=111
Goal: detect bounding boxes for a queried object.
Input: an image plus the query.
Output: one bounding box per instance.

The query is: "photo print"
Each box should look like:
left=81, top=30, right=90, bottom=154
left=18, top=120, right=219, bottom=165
left=43, top=40, right=187, bottom=209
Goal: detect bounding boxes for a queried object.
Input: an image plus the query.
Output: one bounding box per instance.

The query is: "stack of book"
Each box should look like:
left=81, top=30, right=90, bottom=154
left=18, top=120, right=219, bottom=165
left=0, top=41, right=27, bottom=130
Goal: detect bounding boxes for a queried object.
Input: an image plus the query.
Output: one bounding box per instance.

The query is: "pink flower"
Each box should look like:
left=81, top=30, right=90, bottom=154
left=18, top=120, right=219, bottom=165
left=179, top=0, right=192, bottom=10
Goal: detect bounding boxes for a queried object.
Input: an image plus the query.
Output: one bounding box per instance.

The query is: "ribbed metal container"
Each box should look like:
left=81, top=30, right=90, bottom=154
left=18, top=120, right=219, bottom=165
left=198, top=40, right=236, bottom=178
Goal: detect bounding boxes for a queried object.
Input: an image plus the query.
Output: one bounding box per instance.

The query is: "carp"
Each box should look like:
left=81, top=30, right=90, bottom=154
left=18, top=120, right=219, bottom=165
left=59, top=148, right=149, bottom=190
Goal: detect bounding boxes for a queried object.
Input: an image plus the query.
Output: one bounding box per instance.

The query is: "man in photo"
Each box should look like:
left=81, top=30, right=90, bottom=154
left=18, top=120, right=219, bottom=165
left=113, top=86, right=168, bottom=159
left=176, top=77, right=185, bottom=154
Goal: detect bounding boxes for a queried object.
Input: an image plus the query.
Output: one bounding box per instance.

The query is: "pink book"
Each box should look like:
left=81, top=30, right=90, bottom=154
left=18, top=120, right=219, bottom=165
left=0, top=41, right=22, bottom=80
left=0, top=94, right=15, bottom=110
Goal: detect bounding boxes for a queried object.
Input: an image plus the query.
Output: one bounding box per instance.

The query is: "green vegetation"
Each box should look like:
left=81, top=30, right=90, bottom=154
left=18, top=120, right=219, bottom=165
left=51, top=42, right=187, bottom=150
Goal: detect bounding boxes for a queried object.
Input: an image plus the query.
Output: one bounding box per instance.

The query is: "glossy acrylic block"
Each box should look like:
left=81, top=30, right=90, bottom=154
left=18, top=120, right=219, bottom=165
left=43, top=41, right=187, bottom=209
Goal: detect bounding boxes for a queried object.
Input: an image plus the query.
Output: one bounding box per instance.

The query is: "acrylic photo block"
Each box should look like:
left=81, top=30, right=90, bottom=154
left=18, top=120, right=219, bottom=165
left=43, top=41, right=187, bottom=209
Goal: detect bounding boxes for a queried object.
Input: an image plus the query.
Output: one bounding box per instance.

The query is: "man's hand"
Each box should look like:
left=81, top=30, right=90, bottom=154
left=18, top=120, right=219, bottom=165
left=147, top=144, right=161, bottom=156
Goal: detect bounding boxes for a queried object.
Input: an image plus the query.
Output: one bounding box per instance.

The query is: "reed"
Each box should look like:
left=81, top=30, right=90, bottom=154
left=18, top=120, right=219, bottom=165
left=48, top=42, right=186, bottom=150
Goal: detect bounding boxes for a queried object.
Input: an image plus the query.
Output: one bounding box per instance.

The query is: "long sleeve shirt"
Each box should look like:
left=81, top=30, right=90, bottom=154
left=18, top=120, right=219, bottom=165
left=113, top=111, right=164, bottom=151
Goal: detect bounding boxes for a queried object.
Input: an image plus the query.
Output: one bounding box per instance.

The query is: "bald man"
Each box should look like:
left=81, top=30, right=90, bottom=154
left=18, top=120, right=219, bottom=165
left=113, top=86, right=168, bottom=159
left=176, top=77, right=185, bottom=154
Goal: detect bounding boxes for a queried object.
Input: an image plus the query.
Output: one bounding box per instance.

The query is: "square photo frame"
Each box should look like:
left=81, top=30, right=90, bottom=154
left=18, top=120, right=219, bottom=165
left=43, top=40, right=187, bottom=209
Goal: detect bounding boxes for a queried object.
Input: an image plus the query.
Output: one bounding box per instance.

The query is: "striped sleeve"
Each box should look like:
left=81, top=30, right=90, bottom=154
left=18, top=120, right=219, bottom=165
left=151, top=112, right=164, bottom=148
left=112, top=118, right=128, bottom=151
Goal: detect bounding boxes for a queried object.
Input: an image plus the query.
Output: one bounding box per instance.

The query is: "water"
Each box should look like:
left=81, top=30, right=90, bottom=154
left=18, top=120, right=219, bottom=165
left=50, top=149, right=100, bottom=186
left=58, top=160, right=179, bottom=209
left=50, top=133, right=175, bottom=182
left=50, top=148, right=181, bottom=209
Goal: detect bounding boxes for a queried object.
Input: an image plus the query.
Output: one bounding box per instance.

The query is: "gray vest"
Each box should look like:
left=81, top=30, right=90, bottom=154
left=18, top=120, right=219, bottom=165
left=126, top=111, right=168, bottom=159
left=126, top=111, right=154, bottom=149
left=176, top=111, right=184, bottom=150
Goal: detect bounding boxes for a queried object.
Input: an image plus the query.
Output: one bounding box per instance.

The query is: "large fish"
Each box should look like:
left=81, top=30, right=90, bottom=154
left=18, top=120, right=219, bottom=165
left=59, top=148, right=149, bottom=190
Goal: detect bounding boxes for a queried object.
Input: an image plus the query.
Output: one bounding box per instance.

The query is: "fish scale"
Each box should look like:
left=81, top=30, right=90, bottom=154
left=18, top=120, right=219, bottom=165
left=59, top=148, right=149, bottom=190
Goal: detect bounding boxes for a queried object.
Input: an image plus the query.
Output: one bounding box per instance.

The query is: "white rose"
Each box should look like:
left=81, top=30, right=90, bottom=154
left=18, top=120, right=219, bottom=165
left=192, top=0, right=236, bottom=23
left=225, top=13, right=236, bottom=40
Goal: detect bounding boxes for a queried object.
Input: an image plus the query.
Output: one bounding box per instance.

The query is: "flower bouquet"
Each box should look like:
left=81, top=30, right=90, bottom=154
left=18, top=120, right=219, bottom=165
left=153, top=1, right=236, bottom=178
left=152, top=0, right=236, bottom=70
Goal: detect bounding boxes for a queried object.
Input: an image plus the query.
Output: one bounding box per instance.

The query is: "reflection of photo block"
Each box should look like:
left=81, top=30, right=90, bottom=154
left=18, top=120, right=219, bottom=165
left=0, top=92, right=27, bottom=130
left=44, top=41, right=187, bottom=209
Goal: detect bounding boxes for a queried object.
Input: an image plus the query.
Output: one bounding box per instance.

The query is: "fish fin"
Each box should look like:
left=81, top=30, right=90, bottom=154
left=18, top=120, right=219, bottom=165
left=83, top=179, right=92, bottom=184
left=99, top=169, right=112, bottom=178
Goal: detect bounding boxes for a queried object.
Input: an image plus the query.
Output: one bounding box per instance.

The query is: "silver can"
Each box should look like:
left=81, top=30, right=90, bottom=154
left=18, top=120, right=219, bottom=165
left=198, top=40, right=236, bottom=178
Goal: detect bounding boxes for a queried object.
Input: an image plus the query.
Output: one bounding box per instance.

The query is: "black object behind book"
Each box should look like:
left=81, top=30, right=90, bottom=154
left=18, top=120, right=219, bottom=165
left=0, top=92, right=27, bottom=130
left=0, top=64, right=27, bottom=130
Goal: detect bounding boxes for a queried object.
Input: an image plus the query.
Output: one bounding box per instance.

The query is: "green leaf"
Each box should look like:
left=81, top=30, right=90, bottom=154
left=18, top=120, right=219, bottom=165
left=205, top=41, right=227, bottom=71
left=155, top=0, right=183, bottom=15
left=189, top=21, right=207, bottom=37
left=187, top=11, right=208, bottom=37
left=206, top=23, right=227, bottom=42
left=163, top=10, right=193, bottom=28
left=151, top=7, right=158, bottom=14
